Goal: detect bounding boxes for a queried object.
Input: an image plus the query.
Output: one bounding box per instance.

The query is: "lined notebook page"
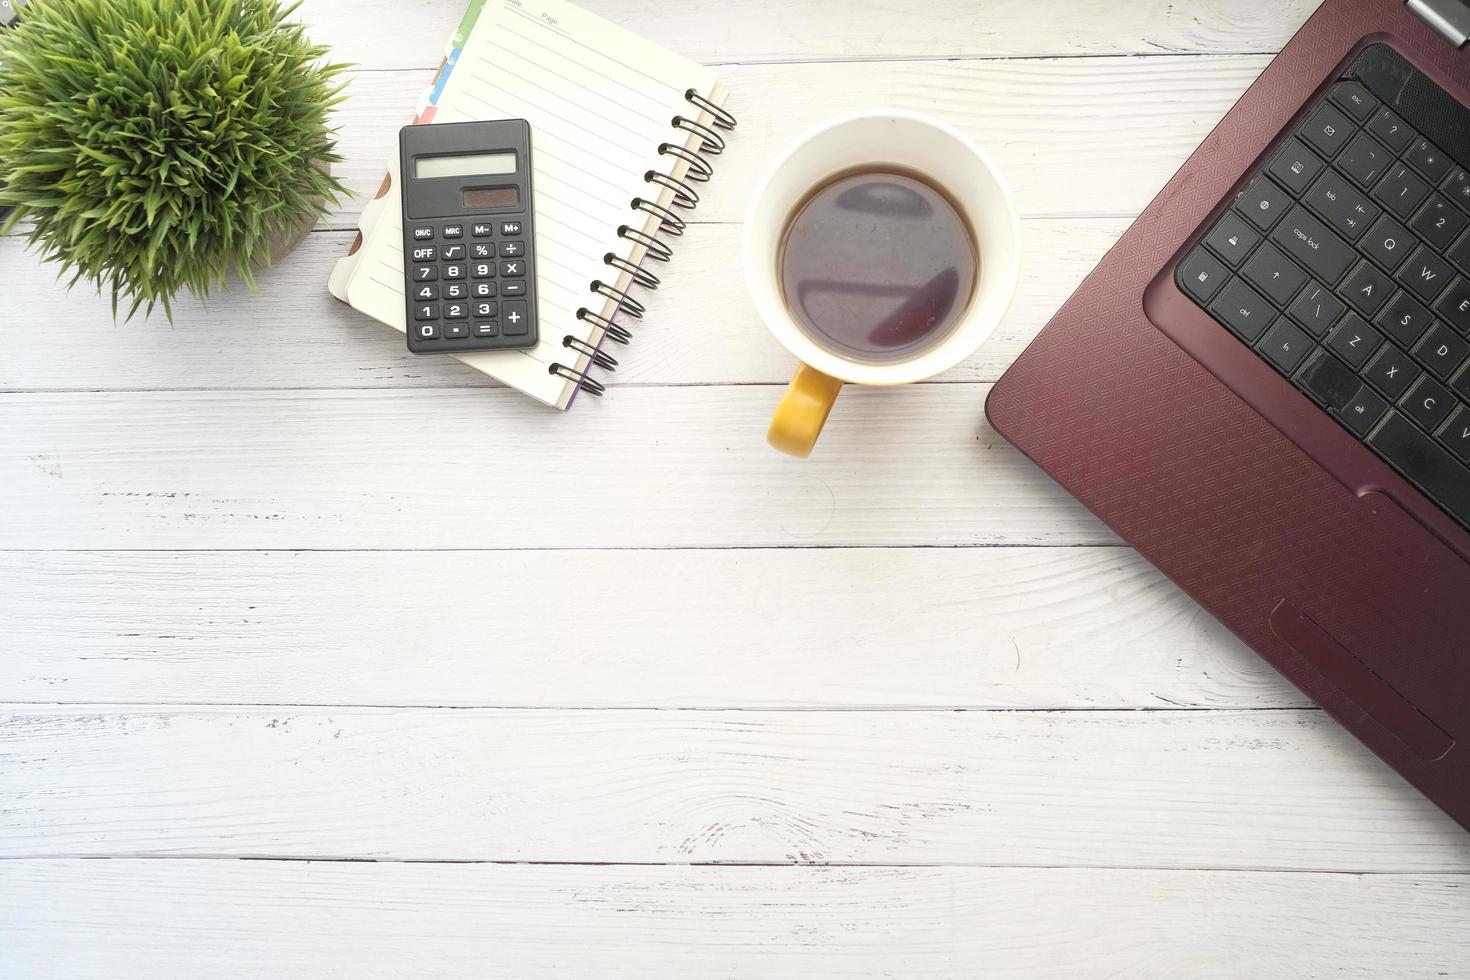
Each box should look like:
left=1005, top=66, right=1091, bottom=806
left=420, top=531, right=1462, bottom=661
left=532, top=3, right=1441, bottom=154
left=344, top=0, right=721, bottom=409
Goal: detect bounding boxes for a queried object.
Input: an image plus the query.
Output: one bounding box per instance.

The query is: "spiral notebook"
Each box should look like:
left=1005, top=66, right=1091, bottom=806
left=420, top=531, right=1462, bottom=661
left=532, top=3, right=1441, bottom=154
left=329, top=0, right=736, bottom=409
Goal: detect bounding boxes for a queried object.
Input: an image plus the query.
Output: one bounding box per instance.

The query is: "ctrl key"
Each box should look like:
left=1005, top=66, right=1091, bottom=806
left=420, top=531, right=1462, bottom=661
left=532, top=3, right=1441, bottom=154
left=1209, top=278, right=1274, bottom=343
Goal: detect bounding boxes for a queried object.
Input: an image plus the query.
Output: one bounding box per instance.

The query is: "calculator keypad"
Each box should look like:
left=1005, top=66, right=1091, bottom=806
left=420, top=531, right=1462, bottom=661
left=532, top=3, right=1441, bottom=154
left=405, top=220, right=535, bottom=352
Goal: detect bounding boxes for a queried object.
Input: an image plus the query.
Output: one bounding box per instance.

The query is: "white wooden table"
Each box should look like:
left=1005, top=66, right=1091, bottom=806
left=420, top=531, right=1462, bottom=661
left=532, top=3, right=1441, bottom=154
left=4, top=1, right=1469, bottom=975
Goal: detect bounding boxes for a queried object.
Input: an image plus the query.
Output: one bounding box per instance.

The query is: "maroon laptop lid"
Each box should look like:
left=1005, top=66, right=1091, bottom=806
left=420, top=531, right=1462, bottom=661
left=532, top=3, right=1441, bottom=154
left=987, top=0, right=1470, bottom=831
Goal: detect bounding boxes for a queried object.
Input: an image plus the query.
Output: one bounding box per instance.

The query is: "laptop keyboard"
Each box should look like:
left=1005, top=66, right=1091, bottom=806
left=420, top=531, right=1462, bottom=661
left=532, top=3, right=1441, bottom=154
left=1178, top=53, right=1470, bottom=531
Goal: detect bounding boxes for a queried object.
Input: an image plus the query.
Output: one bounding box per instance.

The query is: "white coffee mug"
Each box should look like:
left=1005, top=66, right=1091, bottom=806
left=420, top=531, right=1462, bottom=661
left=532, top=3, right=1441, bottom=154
left=744, top=110, right=1021, bottom=457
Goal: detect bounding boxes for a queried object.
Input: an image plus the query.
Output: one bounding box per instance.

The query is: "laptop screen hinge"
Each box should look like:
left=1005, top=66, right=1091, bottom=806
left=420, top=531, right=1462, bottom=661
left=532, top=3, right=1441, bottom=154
left=1408, top=0, right=1470, bottom=47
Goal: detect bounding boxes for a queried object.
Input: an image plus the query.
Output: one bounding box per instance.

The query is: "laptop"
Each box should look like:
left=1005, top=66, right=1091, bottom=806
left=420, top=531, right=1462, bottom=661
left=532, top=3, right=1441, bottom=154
left=987, top=0, right=1470, bottom=832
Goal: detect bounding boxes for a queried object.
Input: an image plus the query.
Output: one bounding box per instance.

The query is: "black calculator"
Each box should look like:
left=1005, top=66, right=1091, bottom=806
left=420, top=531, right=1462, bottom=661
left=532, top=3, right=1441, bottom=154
left=399, top=119, right=539, bottom=354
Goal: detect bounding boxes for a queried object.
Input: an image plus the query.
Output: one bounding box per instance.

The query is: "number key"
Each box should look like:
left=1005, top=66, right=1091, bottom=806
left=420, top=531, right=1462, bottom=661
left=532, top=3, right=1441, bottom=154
left=413, top=304, right=438, bottom=321
left=444, top=302, right=468, bottom=320
left=472, top=262, right=495, bottom=280
left=413, top=284, right=438, bottom=301
left=1374, top=163, right=1432, bottom=219
left=414, top=265, right=438, bottom=282
left=443, top=264, right=466, bottom=281
left=1411, top=194, right=1468, bottom=250
left=1444, top=168, right=1470, bottom=212
left=444, top=283, right=468, bottom=300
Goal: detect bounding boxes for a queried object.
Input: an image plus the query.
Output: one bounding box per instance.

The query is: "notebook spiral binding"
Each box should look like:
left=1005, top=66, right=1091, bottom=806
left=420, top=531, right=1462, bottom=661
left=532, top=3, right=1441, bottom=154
left=550, top=89, right=738, bottom=396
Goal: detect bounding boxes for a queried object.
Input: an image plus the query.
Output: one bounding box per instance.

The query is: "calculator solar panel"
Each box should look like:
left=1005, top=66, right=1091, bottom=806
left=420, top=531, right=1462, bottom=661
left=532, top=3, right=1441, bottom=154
left=1177, top=45, right=1470, bottom=531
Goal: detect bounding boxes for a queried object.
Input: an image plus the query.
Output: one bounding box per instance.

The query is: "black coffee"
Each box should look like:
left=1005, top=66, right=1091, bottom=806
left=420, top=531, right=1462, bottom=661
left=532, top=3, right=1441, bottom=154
left=778, top=169, right=977, bottom=363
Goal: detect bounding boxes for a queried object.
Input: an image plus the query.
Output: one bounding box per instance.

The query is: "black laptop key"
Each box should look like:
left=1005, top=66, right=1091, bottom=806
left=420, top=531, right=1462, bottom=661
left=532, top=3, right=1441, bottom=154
left=1288, top=281, right=1346, bottom=337
left=1204, top=212, right=1261, bottom=267
left=1451, top=230, right=1470, bottom=276
left=1364, top=343, right=1422, bottom=400
left=1455, top=363, right=1470, bottom=403
left=1342, top=259, right=1393, bottom=316
left=1361, top=215, right=1413, bottom=272
left=1396, top=244, right=1455, bottom=304
left=1374, top=164, right=1432, bottom=219
left=1376, top=291, right=1435, bottom=348
left=1414, top=323, right=1470, bottom=380
left=1267, top=139, right=1326, bottom=195
left=1326, top=312, right=1383, bottom=368
left=1401, top=375, right=1456, bottom=432
left=1295, top=350, right=1360, bottom=409
left=1445, top=168, right=1470, bottom=212
left=1236, top=176, right=1293, bottom=231
left=1307, top=169, right=1380, bottom=240
left=1434, top=277, right=1470, bottom=334
left=1257, top=317, right=1314, bottom=374
left=1270, top=206, right=1356, bottom=284
left=1210, top=278, right=1274, bottom=342
left=1439, top=405, right=1470, bottom=463
left=1405, top=137, right=1453, bottom=185
left=1329, top=80, right=1379, bottom=123
left=1340, top=384, right=1390, bottom=437
left=1299, top=102, right=1354, bottom=159
left=1179, top=248, right=1230, bottom=304
left=1337, top=133, right=1391, bottom=190
left=1243, top=242, right=1308, bottom=305
left=1367, top=107, right=1416, bottom=153
left=1411, top=195, right=1468, bottom=251
left=1368, top=412, right=1470, bottom=528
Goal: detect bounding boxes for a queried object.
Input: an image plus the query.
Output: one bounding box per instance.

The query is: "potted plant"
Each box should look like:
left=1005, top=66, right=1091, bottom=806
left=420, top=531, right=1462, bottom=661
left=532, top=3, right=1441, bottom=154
left=0, top=0, right=349, bottom=317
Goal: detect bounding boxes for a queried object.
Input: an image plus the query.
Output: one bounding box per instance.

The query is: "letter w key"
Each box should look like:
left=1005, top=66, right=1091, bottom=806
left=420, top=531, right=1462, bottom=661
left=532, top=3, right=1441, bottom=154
left=1398, top=246, right=1455, bottom=303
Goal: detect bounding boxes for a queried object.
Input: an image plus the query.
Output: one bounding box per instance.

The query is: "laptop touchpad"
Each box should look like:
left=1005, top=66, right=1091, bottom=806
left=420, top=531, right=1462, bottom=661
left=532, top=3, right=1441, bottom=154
left=1270, top=597, right=1455, bottom=762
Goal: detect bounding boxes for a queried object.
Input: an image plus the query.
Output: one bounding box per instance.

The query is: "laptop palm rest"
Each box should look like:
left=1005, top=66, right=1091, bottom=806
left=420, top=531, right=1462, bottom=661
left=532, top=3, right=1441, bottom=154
left=1270, top=596, right=1455, bottom=762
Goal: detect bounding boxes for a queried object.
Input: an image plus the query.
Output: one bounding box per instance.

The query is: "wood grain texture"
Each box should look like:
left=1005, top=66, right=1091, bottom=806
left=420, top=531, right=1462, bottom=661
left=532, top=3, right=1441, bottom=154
left=2, top=861, right=1464, bottom=980
left=0, top=220, right=1123, bottom=391
left=0, top=548, right=1292, bottom=709
left=326, top=55, right=1269, bottom=229
left=0, top=385, right=1111, bottom=550
left=4, top=707, right=1467, bottom=869
left=305, top=0, right=1316, bottom=67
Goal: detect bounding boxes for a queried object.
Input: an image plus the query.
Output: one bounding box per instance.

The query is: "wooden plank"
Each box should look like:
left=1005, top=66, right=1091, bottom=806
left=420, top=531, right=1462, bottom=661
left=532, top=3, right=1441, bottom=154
left=2, top=861, right=1464, bottom=980
left=0, top=219, right=1121, bottom=392
left=0, top=385, right=1112, bottom=550
left=328, top=55, right=1268, bottom=228
left=0, top=547, right=1297, bottom=710
left=300, top=0, right=1314, bottom=68
left=2, top=708, right=1463, bottom=869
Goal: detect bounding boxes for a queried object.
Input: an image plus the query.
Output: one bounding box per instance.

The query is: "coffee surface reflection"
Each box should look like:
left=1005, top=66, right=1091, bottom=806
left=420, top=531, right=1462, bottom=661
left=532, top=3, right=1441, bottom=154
left=778, top=169, right=977, bottom=364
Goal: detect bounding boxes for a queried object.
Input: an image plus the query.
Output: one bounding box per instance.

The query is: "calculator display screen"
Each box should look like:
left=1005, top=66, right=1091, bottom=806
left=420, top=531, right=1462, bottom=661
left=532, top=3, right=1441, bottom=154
left=415, top=151, right=517, bottom=180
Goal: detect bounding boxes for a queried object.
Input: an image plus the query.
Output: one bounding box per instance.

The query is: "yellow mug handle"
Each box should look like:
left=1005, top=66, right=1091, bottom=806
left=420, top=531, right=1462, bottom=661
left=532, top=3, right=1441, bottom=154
left=768, top=364, right=844, bottom=458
